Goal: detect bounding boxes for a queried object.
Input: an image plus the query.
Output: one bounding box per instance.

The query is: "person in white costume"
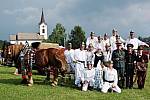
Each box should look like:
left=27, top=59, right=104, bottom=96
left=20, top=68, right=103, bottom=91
left=110, top=29, right=125, bottom=51
left=101, top=60, right=121, bottom=93
left=64, top=43, right=75, bottom=72
left=74, top=42, right=87, bottom=87
left=101, top=33, right=110, bottom=51
left=103, top=44, right=112, bottom=64
left=125, top=31, right=149, bottom=50
left=82, top=63, right=95, bottom=91
left=82, top=44, right=95, bottom=91
left=86, top=32, right=98, bottom=49
left=95, top=36, right=104, bottom=51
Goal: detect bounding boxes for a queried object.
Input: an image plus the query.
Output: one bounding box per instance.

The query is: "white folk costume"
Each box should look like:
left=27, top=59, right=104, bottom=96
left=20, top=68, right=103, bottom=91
left=125, top=38, right=149, bottom=50
left=101, top=39, right=110, bottom=51
left=64, top=49, right=75, bottom=72
left=74, top=49, right=86, bottom=86
left=86, top=37, right=98, bottom=49
left=82, top=68, right=95, bottom=91
left=94, top=61, right=104, bottom=89
left=86, top=50, right=95, bottom=67
left=81, top=49, right=95, bottom=91
left=110, top=36, right=125, bottom=51
left=95, top=41, right=104, bottom=52
left=101, top=66, right=121, bottom=93
left=103, top=50, right=112, bottom=62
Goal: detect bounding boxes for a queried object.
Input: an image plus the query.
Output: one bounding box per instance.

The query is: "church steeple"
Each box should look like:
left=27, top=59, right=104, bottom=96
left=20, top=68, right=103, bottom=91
left=39, top=8, right=46, bottom=25
left=39, top=8, right=48, bottom=39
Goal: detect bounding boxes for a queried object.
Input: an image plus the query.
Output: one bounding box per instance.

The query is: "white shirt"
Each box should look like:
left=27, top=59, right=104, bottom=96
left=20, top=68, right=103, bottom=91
left=83, top=68, right=95, bottom=81
left=64, top=49, right=75, bottom=63
left=95, top=42, right=104, bottom=51
left=86, top=37, right=98, bottom=48
left=103, top=51, right=112, bottom=62
left=86, top=51, right=95, bottom=65
left=103, top=67, right=118, bottom=86
left=101, top=39, right=110, bottom=51
left=110, top=36, right=125, bottom=51
left=125, top=38, right=149, bottom=50
left=74, top=49, right=86, bottom=62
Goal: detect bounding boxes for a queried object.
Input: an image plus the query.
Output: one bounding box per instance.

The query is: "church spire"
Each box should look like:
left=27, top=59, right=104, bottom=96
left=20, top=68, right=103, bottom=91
left=39, top=8, right=46, bottom=25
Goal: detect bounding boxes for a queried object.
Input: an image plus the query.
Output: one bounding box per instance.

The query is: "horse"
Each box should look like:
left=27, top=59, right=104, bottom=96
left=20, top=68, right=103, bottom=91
left=2, top=44, right=24, bottom=74
left=21, top=47, right=68, bottom=86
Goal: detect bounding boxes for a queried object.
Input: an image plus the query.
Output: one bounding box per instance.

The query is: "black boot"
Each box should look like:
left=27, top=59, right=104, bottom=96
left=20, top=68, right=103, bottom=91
left=21, top=79, right=28, bottom=84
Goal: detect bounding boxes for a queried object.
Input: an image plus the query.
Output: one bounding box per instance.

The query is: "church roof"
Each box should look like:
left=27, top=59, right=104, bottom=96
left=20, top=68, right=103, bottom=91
left=9, top=33, right=44, bottom=41
left=39, top=8, right=47, bottom=25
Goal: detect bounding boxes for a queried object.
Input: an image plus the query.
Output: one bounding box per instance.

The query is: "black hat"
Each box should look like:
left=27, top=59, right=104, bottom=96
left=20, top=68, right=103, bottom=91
left=130, top=30, right=134, bottom=34
left=138, top=46, right=143, bottom=50
left=104, top=33, right=108, bottom=37
left=127, top=44, right=134, bottom=48
left=90, top=32, right=95, bottom=35
left=116, top=40, right=122, bottom=45
left=107, top=60, right=113, bottom=64
left=112, top=28, right=117, bottom=32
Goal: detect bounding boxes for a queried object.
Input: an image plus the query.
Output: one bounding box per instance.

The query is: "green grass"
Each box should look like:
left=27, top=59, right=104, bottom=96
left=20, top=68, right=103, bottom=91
left=0, top=64, right=150, bottom=100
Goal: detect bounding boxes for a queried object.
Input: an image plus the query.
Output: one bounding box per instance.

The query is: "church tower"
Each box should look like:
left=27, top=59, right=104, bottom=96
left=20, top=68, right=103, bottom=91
left=39, top=9, right=48, bottom=39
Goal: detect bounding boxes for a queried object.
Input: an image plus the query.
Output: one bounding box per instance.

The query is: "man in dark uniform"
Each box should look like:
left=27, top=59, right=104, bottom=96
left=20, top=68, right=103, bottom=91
left=125, top=44, right=136, bottom=89
left=112, top=40, right=125, bottom=88
left=136, top=46, right=149, bottom=89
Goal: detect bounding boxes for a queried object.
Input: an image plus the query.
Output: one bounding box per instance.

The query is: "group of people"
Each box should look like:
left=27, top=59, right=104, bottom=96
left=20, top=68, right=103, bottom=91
left=64, top=29, right=149, bottom=93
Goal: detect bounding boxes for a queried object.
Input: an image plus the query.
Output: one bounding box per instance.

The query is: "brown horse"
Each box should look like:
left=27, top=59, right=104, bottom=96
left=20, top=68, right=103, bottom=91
left=3, top=44, right=24, bottom=74
left=22, top=47, right=68, bottom=86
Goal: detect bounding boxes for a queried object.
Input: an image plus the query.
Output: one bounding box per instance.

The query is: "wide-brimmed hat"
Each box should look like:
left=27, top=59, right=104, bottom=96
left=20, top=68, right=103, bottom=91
left=127, top=44, right=134, bottom=48
left=138, top=46, right=143, bottom=50
left=116, top=40, right=122, bottom=45
left=104, top=33, right=108, bottom=37
left=88, top=43, right=93, bottom=48
left=112, top=28, right=117, bottom=32
left=107, top=60, right=113, bottom=64
left=130, top=30, right=134, bottom=34
left=90, top=32, right=95, bottom=35
left=80, top=42, right=85, bottom=46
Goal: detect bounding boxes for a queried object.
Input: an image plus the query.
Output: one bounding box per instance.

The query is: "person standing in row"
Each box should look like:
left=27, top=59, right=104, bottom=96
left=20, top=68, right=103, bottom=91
left=95, top=36, right=103, bottom=51
left=101, top=33, right=110, bottom=51
left=74, top=42, right=86, bottom=87
left=112, top=40, right=125, bottom=88
left=81, top=43, right=95, bottom=91
left=103, top=43, right=112, bottom=66
left=125, top=44, right=136, bottom=89
left=86, top=32, right=98, bottom=49
left=64, top=43, right=75, bottom=72
left=136, top=46, right=149, bottom=89
left=125, top=31, right=149, bottom=50
left=110, top=28, right=125, bottom=52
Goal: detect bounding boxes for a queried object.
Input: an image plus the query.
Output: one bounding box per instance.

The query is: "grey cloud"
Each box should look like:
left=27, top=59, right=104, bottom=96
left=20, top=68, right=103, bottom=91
left=0, top=0, right=150, bottom=40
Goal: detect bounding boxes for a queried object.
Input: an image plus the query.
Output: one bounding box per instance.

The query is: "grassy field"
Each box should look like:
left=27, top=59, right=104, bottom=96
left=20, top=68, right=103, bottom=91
left=0, top=64, right=150, bottom=100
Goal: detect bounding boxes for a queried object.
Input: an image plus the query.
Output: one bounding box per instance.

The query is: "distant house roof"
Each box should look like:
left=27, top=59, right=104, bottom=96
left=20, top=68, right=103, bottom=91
left=9, top=35, right=16, bottom=41
left=9, top=33, right=44, bottom=41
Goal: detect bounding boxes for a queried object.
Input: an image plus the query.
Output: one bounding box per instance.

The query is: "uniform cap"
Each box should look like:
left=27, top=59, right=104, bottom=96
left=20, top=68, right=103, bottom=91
left=138, top=46, right=143, bottom=50
left=127, top=44, right=134, bottom=48
left=112, top=28, right=117, bottom=32
left=107, top=60, right=113, bottom=64
left=130, top=30, right=135, bottom=34
left=116, top=40, right=122, bottom=45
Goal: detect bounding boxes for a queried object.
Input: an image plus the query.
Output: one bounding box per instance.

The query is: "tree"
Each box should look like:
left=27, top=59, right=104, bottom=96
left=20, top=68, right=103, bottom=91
left=47, top=23, right=66, bottom=46
left=0, top=40, right=10, bottom=50
left=68, top=25, right=86, bottom=49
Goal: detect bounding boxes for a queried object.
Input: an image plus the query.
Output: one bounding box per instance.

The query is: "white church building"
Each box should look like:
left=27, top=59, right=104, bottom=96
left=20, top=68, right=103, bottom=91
left=9, top=9, right=48, bottom=45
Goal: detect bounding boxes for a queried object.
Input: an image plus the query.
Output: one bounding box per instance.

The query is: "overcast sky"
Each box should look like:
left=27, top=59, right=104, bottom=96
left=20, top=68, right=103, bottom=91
left=0, top=0, right=150, bottom=40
